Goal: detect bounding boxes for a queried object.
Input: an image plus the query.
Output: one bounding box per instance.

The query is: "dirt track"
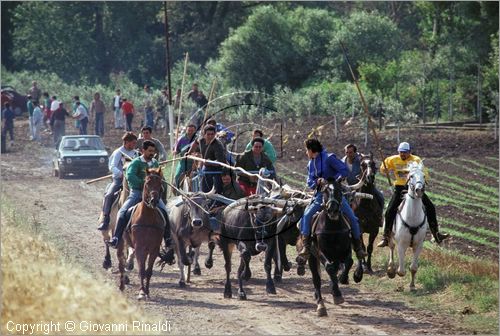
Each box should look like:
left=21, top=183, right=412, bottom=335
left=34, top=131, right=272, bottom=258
left=0, top=120, right=474, bottom=335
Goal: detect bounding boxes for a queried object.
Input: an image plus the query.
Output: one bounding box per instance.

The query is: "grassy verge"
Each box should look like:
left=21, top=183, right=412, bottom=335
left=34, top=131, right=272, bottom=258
left=1, top=198, right=164, bottom=335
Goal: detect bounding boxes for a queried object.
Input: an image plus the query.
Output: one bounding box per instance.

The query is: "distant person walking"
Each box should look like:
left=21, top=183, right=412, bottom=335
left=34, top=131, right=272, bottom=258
left=90, top=92, right=106, bottom=136
left=2, top=102, right=15, bottom=145
left=121, top=98, right=134, bottom=131
left=113, top=89, right=123, bottom=129
left=52, top=102, right=70, bottom=148
left=32, top=102, right=43, bottom=144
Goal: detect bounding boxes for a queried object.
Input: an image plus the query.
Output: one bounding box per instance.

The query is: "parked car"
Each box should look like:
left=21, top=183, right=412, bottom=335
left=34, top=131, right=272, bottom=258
left=1, top=86, right=28, bottom=116
left=53, top=135, right=109, bottom=179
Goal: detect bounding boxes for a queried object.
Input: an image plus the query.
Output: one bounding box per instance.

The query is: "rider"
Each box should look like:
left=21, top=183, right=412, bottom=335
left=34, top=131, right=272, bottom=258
left=342, top=143, right=384, bottom=210
left=136, top=126, right=168, bottom=161
left=377, top=142, right=450, bottom=247
left=108, top=140, right=173, bottom=250
left=297, top=139, right=367, bottom=263
left=97, top=132, right=139, bottom=231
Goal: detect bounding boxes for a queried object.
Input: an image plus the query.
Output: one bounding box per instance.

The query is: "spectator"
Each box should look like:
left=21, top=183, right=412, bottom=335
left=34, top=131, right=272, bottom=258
left=2, top=102, right=15, bottom=145
left=112, top=89, right=123, bottom=129
left=90, top=92, right=106, bottom=136
left=51, top=102, right=70, bottom=148
left=32, top=102, right=43, bottom=144
left=49, top=95, right=60, bottom=133
left=187, top=83, right=199, bottom=103
left=143, top=85, right=154, bottom=128
left=42, top=92, right=51, bottom=131
left=121, top=98, right=134, bottom=131
left=29, top=81, right=42, bottom=102
left=26, top=95, right=35, bottom=140
left=72, top=101, right=89, bottom=135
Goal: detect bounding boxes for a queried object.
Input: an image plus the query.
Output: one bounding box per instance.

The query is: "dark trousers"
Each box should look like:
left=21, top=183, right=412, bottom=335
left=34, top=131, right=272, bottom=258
left=95, top=113, right=104, bottom=136
left=2, top=123, right=14, bottom=140
left=384, top=185, right=437, bottom=234
left=79, top=117, right=88, bottom=135
left=201, top=171, right=223, bottom=193
left=125, top=114, right=133, bottom=131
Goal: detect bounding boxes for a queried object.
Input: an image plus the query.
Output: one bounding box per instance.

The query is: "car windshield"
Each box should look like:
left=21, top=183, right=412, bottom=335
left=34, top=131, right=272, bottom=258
left=62, top=137, right=105, bottom=151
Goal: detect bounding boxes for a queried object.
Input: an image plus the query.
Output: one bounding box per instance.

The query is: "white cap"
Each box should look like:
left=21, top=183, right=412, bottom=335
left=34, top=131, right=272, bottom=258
left=398, top=142, right=411, bottom=152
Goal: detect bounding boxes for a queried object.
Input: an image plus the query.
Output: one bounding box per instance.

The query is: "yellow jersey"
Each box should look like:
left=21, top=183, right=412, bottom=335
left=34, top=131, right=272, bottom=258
left=379, top=154, right=428, bottom=186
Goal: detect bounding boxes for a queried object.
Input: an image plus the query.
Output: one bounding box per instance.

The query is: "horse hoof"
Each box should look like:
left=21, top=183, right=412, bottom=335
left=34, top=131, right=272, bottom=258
left=339, top=275, right=349, bottom=285
left=238, top=292, right=247, bottom=300
left=387, top=268, right=396, bottom=279
left=224, top=290, right=232, bottom=299
left=317, top=307, right=327, bottom=317
left=266, top=285, right=276, bottom=295
left=333, top=295, right=345, bottom=305
left=137, top=292, right=147, bottom=300
left=353, top=271, right=363, bottom=283
left=179, top=281, right=186, bottom=288
left=297, top=264, right=305, bottom=276
left=205, top=259, right=213, bottom=269
left=283, top=261, right=292, bottom=272
left=397, top=271, right=406, bottom=277
left=193, top=266, right=201, bottom=276
left=119, top=283, right=125, bottom=291
left=182, top=257, right=192, bottom=266
left=273, top=275, right=282, bottom=283
left=102, top=259, right=112, bottom=269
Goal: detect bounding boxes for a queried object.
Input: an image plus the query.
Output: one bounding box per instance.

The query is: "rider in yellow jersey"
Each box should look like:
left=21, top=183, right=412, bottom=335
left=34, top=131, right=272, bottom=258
left=377, top=142, right=449, bottom=247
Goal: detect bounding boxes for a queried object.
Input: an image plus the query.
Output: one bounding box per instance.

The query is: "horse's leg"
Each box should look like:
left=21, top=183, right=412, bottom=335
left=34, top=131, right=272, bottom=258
left=365, top=231, right=377, bottom=274
left=387, top=237, right=396, bottom=279
left=396, top=240, right=407, bottom=277
left=409, top=241, right=424, bottom=291
left=222, top=241, right=233, bottom=298
left=309, top=254, right=327, bottom=317
left=103, top=243, right=112, bottom=269
left=135, top=247, right=147, bottom=300
left=264, top=239, right=277, bottom=294
left=192, top=246, right=201, bottom=276
left=126, top=245, right=135, bottom=271
left=117, top=240, right=128, bottom=290
left=339, top=252, right=354, bottom=285
left=145, top=250, right=157, bottom=299
left=325, top=259, right=344, bottom=305
left=237, top=242, right=250, bottom=300
left=204, top=240, right=215, bottom=269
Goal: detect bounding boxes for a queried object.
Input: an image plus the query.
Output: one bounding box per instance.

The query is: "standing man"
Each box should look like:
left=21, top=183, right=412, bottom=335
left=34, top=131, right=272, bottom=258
left=73, top=101, right=89, bottom=135
left=42, top=92, right=51, bottom=131
left=187, top=83, right=199, bottom=103
left=51, top=102, right=70, bottom=148
left=97, top=132, right=139, bottom=231
left=121, top=98, right=134, bottom=131
left=136, top=126, right=168, bottom=161
left=188, top=125, right=227, bottom=193
left=90, top=92, right=106, bottom=136
left=143, top=85, right=154, bottom=128
left=2, top=102, right=15, bottom=146
left=377, top=142, right=450, bottom=247
left=108, top=140, right=173, bottom=253
left=29, top=81, right=42, bottom=103
left=235, top=137, right=275, bottom=196
left=113, top=89, right=123, bottom=129
left=26, top=95, right=35, bottom=140
left=32, top=102, right=43, bottom=144
left=297, top=139, right=367, bottom=265
left=173, top=124, right=197, bottom=189
left=49, top=96, right=60, bottom=133
left=245, top=129, right=277, bottom=164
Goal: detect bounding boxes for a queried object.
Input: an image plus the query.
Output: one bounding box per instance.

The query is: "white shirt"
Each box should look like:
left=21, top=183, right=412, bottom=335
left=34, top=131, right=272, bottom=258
left=114, top=95, right=121, bottom=108
left=109, top=146, right=139, bottom=179
left=50, top=100, right=60, bottom=112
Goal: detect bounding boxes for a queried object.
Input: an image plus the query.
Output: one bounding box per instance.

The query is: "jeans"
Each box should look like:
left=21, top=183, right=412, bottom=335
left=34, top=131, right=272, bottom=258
left=102, top=178, right=122, bottom=215
left=114, top=107, right=123, bottom=128
left=95, top=113, right=104, bottom=136
left=125, top=114, right=133, bottom=131
left=145, top=108, right=154, bottom=128
left=53, top=120, right=65, bottom=148
left=28, top=116, right=34, bottom=139
left=79, top=117, right=88, bottom=135
left=299, top=192, right=361, bottom=239
left=117, top=189, right=169, bottom=219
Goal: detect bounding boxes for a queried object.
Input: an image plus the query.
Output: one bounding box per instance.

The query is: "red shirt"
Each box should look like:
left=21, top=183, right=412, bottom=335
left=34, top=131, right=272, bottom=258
left=121, top=101, right=134, bottom=115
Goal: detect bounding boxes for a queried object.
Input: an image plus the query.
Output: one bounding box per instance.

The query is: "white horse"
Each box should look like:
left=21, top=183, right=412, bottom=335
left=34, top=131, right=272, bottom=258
left=387, top=161, right=428, bottom=290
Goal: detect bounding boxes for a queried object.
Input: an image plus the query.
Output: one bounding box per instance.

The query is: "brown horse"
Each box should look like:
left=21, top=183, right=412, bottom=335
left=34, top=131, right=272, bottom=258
left=119, top=167, right=169, bottom=299
left=98, top=171, right=135, bottom=272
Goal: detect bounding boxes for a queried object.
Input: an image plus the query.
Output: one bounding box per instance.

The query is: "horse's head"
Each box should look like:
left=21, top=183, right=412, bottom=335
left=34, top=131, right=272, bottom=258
left=183, top=188, right=214, bottom=229
left=407, top=162, right=426, bottom=198
left=360, top=152, right=376, bottom=185
left=320, top=178, right=343, bottom=221
left=143, top=168, right=163, bottom=208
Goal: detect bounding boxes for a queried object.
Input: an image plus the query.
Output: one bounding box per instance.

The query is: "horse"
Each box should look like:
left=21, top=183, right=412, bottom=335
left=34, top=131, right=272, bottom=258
left=118, top=168, right=170, bottom=299
left=166, top=189, right=218, bottom=287
left=352, top=153, right=383, bottom=273
left=386, top=161, right=428, bottom=291
left=296, top=178, right=355, bottom=317
left=98, top=170, right=135, bottom=272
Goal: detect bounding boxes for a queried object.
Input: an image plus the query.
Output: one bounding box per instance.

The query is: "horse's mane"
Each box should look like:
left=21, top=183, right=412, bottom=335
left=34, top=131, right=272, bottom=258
left=146, top=167, right=163, bottom=177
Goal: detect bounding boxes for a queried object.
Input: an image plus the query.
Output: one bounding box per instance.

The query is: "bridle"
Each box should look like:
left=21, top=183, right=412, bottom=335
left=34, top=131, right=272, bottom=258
left=143, top=173, right=163, bottom=208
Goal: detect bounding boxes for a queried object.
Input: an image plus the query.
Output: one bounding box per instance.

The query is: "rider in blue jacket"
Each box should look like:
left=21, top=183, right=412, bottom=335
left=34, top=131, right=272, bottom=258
left=297, top=139, right=367, bottom=265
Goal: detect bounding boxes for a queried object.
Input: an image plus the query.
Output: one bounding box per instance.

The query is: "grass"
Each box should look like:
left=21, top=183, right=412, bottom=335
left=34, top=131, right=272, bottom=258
left=442, top=160, right=499, bottom=181
left=455, top=158, right=500, bottom=176
left=426, top=191, right=499, bottom=216
left=438, top=217, right=498, bottom=239
left=426, top=167, right=499, bottom=197
left=431, top=179, right=498, bottom=207
left=360, top=241, right=498, bottom=335
left=1, top=197, right=163, bottom=335
left=437, top=227, right=498, bottom=249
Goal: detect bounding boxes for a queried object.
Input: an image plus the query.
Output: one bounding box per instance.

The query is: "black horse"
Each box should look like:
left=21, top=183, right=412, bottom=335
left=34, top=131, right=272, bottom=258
left=353, top=153, right=383, bottom=273
left=297, top=178, right=355, bottom=317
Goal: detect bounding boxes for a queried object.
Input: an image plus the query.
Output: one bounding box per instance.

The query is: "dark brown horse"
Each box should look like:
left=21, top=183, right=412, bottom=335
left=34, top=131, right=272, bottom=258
left=118, top=168, right=169, bottom=299
left=352, top=153, right=383, bottom=273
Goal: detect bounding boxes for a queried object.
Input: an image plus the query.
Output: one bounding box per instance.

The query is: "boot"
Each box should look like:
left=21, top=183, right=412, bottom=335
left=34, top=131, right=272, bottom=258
left=377, top=232, right=391, bottom=248
left=159, top=207, right=175, bottom=265
left=429, top=225, right=449, bottom=244
left=352, top=238, right=367, bottom=259
left=296, top=234, right=311, bottom=264
left=107, top=215, right=127, bottom=248
left=97, top=214, right=110, bottom=231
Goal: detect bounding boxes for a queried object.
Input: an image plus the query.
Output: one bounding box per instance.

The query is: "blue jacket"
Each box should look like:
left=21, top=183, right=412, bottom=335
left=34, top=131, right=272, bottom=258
left=306, top=150, right=348, bottom=189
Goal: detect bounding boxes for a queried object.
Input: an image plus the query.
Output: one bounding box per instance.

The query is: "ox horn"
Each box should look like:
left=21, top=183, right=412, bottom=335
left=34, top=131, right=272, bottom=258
left=202, top=186, right=216, bottom=197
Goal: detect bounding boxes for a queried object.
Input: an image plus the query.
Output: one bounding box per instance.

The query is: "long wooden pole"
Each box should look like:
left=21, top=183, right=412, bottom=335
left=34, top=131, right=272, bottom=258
left=169, top=52, right=189, bottom=190
left=202, top=78, right=217, bottom=125
left=339, top=41, right=392, bottom=188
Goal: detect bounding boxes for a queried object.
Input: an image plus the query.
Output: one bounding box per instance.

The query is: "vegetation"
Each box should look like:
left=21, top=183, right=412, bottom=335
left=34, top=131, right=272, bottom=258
left=2, top=1, right=498, bottom=124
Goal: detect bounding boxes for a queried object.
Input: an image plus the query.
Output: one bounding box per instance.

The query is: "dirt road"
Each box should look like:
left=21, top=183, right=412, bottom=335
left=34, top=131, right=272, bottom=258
left=1, top=136, right=467, bottom=335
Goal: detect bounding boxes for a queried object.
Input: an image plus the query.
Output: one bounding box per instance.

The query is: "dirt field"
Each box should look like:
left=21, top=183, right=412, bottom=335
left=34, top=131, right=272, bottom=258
left=1, top=116, right=497, bottom=334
